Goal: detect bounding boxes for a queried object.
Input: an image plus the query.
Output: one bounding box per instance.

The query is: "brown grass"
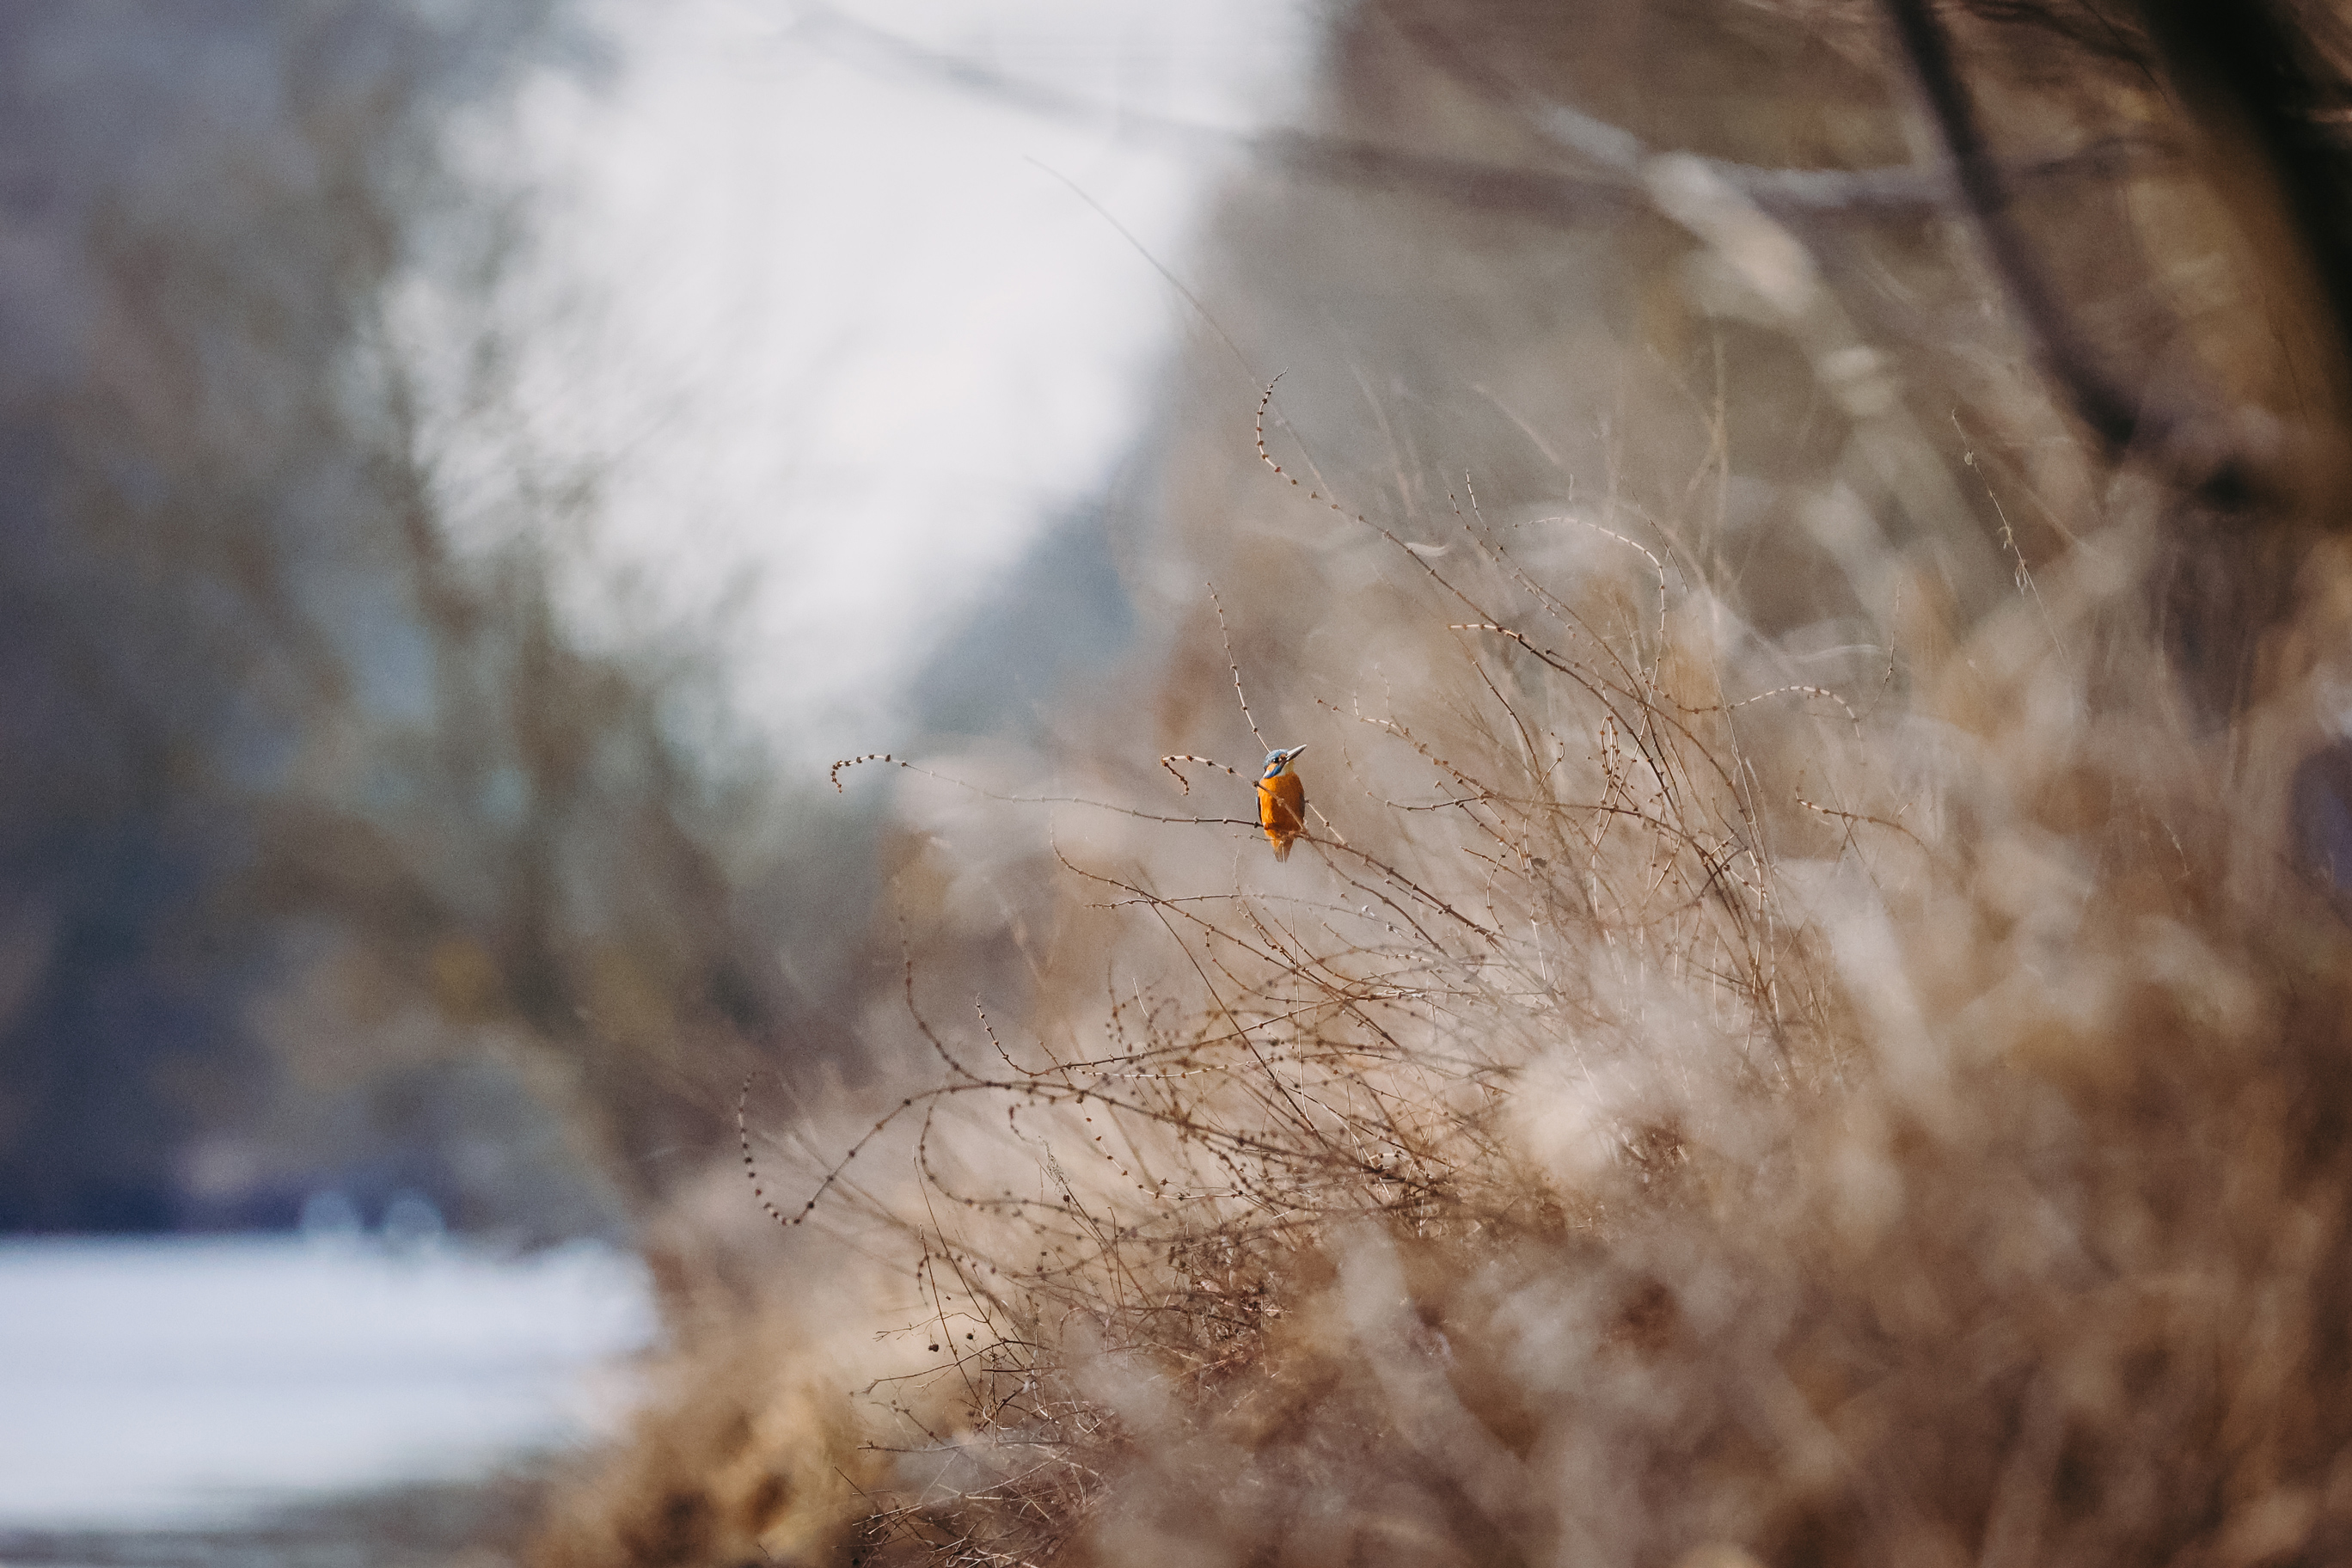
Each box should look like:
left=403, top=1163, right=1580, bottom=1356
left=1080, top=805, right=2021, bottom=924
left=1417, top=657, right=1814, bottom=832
left=536, top=420, right=2352, bottom=1566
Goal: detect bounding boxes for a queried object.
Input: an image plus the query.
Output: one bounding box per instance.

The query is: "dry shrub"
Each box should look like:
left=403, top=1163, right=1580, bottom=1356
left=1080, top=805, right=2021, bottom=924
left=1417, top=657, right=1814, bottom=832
left=538, top=394, right=2352, bottom=1565
left=531, top=0, right=2352, bottom=1553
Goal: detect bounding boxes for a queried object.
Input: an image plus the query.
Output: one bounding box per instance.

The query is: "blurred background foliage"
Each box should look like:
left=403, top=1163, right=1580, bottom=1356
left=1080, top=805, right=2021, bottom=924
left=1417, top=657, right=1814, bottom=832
left=0, top=0, right=890, bottom=1240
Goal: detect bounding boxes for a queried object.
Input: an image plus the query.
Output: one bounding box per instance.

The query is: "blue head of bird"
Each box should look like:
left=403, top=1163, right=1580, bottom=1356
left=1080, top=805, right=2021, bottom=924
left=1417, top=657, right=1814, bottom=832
left=1260, top=744, right=1306, bottom=779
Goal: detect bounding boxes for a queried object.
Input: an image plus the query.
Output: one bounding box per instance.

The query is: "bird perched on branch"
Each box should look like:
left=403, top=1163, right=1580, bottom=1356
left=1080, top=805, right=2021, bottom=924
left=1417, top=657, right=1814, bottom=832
left=1257, top=745, right=1308, bottom=861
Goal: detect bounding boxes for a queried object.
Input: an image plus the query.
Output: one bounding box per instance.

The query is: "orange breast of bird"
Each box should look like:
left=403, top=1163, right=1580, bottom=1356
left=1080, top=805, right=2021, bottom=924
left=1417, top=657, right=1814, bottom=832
left=1257, top=770, right=1306, bottom=861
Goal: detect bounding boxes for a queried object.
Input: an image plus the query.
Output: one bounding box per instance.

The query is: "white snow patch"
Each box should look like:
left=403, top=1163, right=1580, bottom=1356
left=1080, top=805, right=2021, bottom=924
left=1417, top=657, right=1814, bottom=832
left=0, top=1235, right=657, bottom=1530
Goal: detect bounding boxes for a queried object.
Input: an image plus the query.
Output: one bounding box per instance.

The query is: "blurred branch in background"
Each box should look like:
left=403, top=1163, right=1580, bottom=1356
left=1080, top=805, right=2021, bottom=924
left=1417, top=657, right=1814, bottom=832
left=789, top=0, right=2165, bottom=227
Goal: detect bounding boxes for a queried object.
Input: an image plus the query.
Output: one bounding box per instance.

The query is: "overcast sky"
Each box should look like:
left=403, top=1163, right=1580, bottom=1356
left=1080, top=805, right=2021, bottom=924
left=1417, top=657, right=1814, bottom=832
left=421, top=0, right=1317, bottom=763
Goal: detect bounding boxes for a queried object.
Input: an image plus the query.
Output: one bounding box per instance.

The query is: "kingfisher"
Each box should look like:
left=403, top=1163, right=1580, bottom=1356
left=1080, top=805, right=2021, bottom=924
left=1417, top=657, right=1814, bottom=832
left=1256, top=745, right=1308, bottom=861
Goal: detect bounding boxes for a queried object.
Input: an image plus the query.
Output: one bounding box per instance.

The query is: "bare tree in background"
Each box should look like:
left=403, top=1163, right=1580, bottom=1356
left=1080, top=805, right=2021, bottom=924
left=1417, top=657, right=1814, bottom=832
left=0, top=1, right=874, bottom=1237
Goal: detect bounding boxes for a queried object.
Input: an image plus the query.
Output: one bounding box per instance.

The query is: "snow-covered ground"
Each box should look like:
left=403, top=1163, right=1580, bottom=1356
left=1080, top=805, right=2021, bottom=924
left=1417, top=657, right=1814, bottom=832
left=0, top=1235, right=656, bottom=1531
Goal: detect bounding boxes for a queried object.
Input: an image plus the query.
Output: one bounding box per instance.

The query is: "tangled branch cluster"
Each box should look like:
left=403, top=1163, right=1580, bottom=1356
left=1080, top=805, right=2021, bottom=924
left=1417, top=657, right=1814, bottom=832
left=790, top=509, right=1884, bottom=1566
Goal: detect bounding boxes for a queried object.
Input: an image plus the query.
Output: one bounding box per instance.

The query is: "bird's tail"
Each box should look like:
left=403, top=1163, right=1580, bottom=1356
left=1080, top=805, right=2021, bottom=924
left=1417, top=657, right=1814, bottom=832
left=1273, top=839, right=1293, bottom=862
